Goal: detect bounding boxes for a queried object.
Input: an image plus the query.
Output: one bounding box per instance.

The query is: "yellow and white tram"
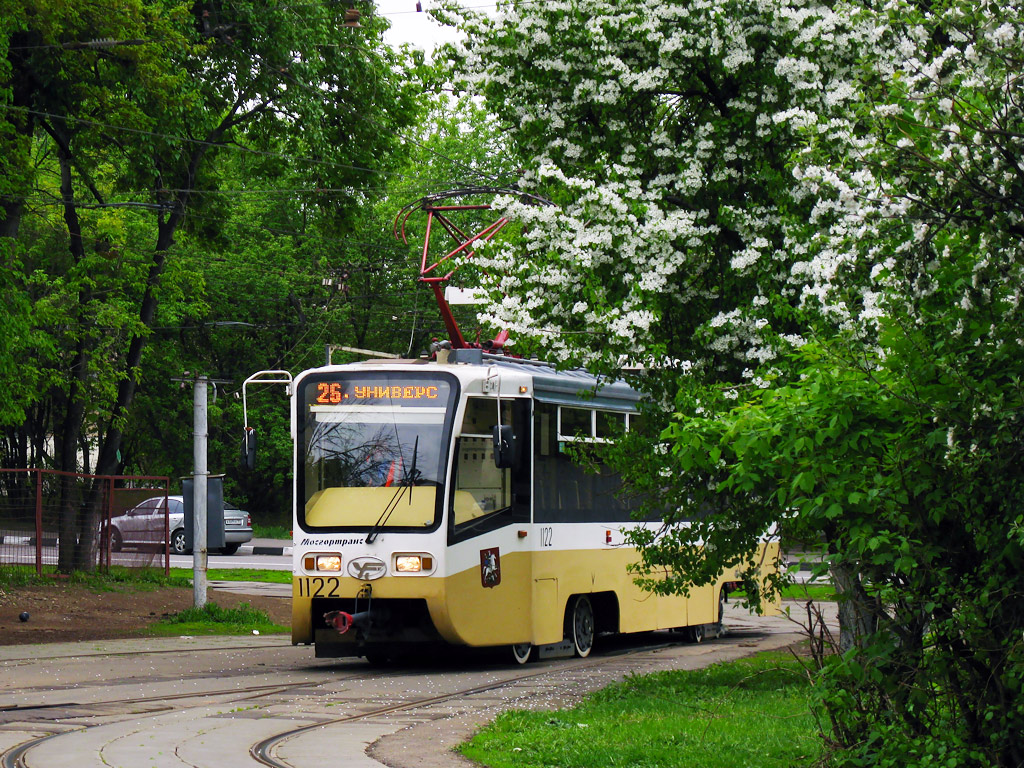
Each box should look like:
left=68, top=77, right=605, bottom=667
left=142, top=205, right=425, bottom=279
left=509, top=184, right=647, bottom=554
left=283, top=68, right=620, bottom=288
left=290, top=348, right=779, bottom=663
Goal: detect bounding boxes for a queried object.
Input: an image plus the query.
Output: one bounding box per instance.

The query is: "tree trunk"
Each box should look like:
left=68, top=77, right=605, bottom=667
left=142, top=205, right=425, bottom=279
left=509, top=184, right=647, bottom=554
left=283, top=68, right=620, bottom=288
left=0, top=199, right=23, bottom=241
left=0, top=101, right=32, bottom=242
left=830, top=558, right=878, bottom=652
left=46, top=130, right=93, bottom=572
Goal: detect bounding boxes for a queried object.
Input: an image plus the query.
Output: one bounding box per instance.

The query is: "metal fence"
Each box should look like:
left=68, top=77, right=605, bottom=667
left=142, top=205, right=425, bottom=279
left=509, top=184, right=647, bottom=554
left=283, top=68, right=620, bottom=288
left=0, top=469, right=172, bottom=575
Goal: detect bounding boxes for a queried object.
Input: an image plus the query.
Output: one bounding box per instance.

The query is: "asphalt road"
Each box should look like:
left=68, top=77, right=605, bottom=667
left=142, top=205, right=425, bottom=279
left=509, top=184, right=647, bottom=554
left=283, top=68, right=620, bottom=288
left=173, top=538, right=293, bottom=571
left=0, top=538, right=293, bottom=572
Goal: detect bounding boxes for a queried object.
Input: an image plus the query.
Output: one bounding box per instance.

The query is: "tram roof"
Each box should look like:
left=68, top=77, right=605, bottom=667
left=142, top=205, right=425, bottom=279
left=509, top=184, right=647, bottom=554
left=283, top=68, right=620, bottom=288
left=469, top=351, right=643, bottom=412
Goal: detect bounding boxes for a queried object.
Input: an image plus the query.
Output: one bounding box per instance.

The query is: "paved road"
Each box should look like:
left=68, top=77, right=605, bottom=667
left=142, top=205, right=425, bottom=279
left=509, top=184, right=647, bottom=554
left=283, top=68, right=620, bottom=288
left=0, top=601, right=835, bottom=768
left=0, top=538, right=294, bottom=573
left=173, top=538, right=293, bottom=571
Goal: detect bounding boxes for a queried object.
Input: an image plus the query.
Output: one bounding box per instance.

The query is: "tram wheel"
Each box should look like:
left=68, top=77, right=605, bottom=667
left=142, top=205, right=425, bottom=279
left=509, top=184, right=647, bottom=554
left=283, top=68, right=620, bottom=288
left=713, top=594, right=726, bottom=638
left=511, top=643, right=534, bottom=665
left=569, top=595, right=595, bottom=658
left=364, top=650, right=390, bottom=666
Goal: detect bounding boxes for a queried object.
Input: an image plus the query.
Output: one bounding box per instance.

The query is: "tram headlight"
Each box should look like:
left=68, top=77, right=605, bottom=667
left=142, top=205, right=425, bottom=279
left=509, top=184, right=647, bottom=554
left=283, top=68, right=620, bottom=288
left=304, top=554, right=342, bottom=572
left=395, top=554, right=434, bottom=573
left=395, top=555, right=422, bottom=572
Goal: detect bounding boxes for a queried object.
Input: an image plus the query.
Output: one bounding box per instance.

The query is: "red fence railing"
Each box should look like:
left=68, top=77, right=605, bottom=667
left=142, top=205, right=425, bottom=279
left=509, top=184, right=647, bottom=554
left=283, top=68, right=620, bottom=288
left=0, top=469, right=171, bottom=575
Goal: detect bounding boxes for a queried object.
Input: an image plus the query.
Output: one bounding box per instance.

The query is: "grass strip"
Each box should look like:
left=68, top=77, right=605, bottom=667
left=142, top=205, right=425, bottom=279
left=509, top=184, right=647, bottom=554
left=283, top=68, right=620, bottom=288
left=459, top=651, right=822, bottom=768
left=252, top=524, right=291, bottom=540
left=781, top=583, right=836, bottom=602
left=1, top=564, right=289, bottom=589
left=730, top=583, right=836, bottom=603
left=174, top=567, right=291, bottom=584
left=148, top=601, right=287, bottom=636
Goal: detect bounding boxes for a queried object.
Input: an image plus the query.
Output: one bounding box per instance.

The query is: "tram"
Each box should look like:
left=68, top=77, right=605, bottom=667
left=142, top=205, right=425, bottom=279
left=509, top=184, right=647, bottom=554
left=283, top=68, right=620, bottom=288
left=285, top=191, right=778, bottom=662
left=288, top=348, right=780, bottom=663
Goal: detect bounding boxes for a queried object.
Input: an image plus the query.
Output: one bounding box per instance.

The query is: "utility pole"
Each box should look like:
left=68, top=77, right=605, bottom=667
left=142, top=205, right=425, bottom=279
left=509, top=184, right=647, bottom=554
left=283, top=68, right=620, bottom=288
left=193, top=374, right=209, bottom=609
left=178, top=373, right=229, bottom=608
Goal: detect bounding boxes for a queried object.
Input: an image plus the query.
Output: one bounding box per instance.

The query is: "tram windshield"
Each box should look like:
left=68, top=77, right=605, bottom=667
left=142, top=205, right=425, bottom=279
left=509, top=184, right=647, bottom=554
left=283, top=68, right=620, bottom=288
left=298, top=373, right=456, bottom=532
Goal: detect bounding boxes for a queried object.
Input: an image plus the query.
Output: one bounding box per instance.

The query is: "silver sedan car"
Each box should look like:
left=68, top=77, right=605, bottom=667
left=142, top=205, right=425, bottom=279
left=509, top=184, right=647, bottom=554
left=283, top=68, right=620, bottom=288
left=108, top=495, right=253, bottom=555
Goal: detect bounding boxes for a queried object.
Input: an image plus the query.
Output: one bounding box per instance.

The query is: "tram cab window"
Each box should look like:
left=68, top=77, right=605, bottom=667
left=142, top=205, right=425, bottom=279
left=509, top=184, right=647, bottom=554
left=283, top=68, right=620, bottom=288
left=450, top=397, right=529, bottom=543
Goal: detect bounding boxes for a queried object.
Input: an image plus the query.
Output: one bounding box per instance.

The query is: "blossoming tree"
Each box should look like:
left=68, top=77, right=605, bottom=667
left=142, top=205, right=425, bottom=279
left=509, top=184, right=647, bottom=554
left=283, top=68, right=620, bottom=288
left=453, top=0, right=1024, bottom=763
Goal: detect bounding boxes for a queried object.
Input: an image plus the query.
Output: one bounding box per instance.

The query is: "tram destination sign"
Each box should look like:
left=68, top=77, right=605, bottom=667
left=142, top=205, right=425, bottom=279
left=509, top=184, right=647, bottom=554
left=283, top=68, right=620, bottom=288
left=311, top=380, right=447, bottom=406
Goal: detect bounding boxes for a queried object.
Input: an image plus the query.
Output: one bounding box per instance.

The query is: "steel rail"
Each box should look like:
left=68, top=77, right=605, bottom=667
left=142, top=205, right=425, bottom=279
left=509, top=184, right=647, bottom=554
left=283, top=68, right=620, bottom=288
left=249, top=640, right=682, bottom=767
left=0, top=675, right=359, bottom=768
left=2, top=636, right=701, bottom=768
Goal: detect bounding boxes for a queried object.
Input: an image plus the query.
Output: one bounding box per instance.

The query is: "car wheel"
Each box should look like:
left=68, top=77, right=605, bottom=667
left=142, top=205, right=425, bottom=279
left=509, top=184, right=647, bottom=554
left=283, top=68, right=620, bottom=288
left=569, top=595, right=595, bottom=658
left=171, top=528, right=188, bottom=555
left=221, top=543, right=240, bottom=555
left=110, top=527, right=123, bottom=553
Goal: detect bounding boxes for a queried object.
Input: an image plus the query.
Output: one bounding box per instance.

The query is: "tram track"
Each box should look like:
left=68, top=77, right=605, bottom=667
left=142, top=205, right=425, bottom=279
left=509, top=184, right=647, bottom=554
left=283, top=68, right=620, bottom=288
left=0, top=670, right=362, bottom=768
left=0, top=681, right=313, bottom=717
left=250, top=640, right=682, bottom=768
left=0, top=633, right=744, bottom=768
left=0, top=640, right=295, bottom=665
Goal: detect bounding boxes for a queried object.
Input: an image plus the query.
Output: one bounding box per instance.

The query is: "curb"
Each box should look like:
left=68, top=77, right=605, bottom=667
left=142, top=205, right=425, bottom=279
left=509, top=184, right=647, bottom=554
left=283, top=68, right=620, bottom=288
left=238, top=544, right=292, bottom=556
left=0, top=535, right=57, bottom=547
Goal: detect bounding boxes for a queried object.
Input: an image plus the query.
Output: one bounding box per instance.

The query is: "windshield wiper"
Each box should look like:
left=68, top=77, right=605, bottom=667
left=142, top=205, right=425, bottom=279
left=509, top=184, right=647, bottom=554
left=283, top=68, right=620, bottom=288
left=365, top=437, right=419, bottom=544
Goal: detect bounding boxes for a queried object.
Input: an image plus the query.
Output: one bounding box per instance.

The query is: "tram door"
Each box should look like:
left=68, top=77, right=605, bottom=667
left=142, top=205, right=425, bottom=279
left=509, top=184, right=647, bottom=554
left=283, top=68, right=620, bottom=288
left=444, top=397, right=532, bottom=646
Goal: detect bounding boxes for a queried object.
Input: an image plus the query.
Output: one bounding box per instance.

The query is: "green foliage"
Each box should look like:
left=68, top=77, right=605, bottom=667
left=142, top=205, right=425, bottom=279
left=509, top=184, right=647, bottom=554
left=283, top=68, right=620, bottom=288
left=623, top=328, right=1024, bottom=764
left=0, top=0, right=433, bottom=534
left=460, top=652, right=822, bottom=768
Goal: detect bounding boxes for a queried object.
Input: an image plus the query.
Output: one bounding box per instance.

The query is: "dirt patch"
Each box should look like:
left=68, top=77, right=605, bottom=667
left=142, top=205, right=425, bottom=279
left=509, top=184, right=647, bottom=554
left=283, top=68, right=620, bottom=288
left=0, top=582, right=291, bottom=645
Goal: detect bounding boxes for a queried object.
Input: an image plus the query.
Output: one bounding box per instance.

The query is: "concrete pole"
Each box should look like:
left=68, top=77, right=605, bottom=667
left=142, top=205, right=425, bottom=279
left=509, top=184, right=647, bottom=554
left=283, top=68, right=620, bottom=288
left=193, top=375, right=208, bottom=609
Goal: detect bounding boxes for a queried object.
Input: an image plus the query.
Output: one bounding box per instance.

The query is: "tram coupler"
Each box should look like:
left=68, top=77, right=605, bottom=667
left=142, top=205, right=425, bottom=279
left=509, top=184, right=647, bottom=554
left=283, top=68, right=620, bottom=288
left=324, top=609, right=371, bottom=635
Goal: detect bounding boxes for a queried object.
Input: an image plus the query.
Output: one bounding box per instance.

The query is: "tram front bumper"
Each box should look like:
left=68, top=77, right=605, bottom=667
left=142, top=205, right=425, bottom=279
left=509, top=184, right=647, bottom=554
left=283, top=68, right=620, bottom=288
left=312, top=597, right=446, bottom=657
left=323, top=609, right=370, bottom=634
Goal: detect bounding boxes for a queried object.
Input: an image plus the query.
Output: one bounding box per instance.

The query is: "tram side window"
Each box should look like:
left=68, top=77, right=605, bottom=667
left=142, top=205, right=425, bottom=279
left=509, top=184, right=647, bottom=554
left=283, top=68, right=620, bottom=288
left=450, top=398, right=529, bottom=542
left=535, top=402, right=635, bottom=523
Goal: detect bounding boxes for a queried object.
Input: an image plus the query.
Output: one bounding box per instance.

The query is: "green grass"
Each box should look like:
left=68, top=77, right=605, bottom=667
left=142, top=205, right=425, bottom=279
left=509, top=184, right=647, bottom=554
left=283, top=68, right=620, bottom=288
left=0, top=565, right=46, bottom=588
left=148, top=601, right=288, bottom=636
left=0, top=565, right=192, bottom=590
left=781, top=583, right=836, bottom=602
left=170, top=567, right=291, bottom=584
left=732, top=583, right=836, bottom=603
left=252, top=523, right=290, bottom=539
left=1, top=564, right=290, bottom=589
left=459, top=652, right=822, bottom=768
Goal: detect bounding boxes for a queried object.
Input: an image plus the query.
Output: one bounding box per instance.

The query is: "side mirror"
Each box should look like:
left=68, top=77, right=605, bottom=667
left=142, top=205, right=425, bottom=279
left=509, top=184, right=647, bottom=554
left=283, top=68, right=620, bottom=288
left=242, top=427, right=257, bottom=470
left=492, top=424, right=515, bottom=468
